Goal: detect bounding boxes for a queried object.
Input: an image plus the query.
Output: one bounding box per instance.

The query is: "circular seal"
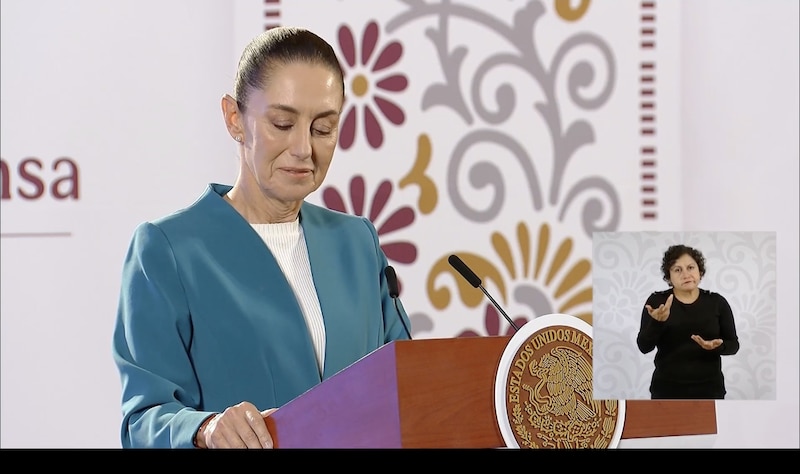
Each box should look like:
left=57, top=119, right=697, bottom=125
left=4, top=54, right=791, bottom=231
left=494, top=313, right=625, bottom=449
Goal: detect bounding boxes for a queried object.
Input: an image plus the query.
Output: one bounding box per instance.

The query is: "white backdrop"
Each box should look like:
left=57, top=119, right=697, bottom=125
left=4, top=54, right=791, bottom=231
left=1, top=0, right=797, bottom=449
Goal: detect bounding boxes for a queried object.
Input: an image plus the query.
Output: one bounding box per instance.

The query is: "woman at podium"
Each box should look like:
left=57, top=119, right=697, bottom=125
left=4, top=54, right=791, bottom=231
left=112, top=26, right=412, bottom=449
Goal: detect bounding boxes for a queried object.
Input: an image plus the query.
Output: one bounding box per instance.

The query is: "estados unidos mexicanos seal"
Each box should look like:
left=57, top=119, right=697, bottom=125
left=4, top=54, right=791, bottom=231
left=494, top=313, right=625, bottom=448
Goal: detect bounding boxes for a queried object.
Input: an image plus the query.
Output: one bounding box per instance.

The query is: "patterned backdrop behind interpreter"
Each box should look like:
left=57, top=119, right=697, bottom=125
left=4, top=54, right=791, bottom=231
left=592, top=231, right=777, bottom=401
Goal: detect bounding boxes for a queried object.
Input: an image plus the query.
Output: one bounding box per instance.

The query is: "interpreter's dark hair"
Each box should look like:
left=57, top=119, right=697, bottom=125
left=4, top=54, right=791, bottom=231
left=660, top=244, right=706, bottom=285
left=233, top=26, right=345, bottom=112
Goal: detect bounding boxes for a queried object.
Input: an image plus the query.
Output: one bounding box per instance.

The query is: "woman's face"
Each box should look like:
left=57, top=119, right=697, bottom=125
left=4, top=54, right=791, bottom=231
left=239, top=62, right=343, bottom=205
left=669, top=253, right=701, bottom=291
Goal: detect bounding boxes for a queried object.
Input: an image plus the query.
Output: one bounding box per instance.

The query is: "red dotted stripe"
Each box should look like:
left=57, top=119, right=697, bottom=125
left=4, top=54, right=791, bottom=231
left=640, top=1, right=657, bottom=220
left=264, top=0, right=281, bottom=31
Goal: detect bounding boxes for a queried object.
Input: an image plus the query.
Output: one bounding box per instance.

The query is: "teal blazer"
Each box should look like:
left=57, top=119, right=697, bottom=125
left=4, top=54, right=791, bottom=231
left=112, top=183, right=410, bottom=448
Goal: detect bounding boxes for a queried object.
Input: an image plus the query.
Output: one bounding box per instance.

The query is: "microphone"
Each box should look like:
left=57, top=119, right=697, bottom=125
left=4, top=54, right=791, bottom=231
left=384, top=266, right=412, bottom=340
left=447, top=254, right=520, bottom=332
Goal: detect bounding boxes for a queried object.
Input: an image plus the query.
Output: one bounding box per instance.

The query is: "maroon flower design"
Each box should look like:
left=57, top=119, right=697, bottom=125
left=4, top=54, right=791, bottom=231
left=337, top=21, right=408, bottom=149
left=458, top=304, right=528, bottom=338
left=322, top=175, right=418, bottom=292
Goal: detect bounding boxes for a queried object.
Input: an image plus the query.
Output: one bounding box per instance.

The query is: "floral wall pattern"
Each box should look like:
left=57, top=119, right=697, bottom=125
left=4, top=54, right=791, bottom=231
left=1, top=0, right=794, bottom=449
left=241, top=0, right=681, bottom=340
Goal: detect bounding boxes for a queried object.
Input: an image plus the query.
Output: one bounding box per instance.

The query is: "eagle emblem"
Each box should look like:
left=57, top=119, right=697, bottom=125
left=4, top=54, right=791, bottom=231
left=498, top=320, right=623, bottom=449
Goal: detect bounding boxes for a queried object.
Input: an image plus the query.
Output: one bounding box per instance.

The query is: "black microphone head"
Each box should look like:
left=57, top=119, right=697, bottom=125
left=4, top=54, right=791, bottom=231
left=448, top=254, right=482, bottom=288
left=384, top=266, right=400, bottom=298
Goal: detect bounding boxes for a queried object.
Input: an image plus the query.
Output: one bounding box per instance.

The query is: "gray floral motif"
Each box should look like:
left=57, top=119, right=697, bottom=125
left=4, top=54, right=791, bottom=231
left=387, top=0, right=619, bottom=236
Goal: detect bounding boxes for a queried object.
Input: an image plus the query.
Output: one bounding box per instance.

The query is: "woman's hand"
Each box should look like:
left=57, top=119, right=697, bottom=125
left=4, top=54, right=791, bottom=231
left=645, top=293, right=673, bottom=322
left=691, top=335, right=723, bottom=350
left=196, top=401, right=276, bottom=449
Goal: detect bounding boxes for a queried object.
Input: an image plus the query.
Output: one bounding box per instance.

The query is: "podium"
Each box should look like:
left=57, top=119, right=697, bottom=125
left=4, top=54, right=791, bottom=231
left=265, top=336, right=716, bottom=448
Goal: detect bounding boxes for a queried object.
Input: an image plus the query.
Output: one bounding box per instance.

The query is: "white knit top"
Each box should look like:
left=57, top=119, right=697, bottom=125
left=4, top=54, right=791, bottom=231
left=251, top=220, right=326, bottom=376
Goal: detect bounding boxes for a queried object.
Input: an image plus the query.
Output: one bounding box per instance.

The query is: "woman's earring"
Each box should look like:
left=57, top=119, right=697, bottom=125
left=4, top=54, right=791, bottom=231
left=235, top=136, right=243, bottom=142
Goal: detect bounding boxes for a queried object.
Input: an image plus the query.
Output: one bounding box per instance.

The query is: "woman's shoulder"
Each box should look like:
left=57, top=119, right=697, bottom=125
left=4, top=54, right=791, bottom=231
left=700, top=288, right=728, bottom=301
left=300, top=201, right=370, bottom=226
left=132, top=184, right=233, bottom=238
left=299, top=202, right=380, bottom=248
left=646, top=288, right=672, bottom=303
left=150, top=185, right=224, bottom=223
left=651, top=288, right=672, bottom=297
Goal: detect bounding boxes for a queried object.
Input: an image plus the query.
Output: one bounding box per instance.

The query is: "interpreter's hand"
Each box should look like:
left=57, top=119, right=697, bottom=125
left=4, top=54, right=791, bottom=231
left=196, top=401, right=277, bottom=449
left=691, top=335, right=722, bottom=350
left=645, top=294, right=673, bottom=322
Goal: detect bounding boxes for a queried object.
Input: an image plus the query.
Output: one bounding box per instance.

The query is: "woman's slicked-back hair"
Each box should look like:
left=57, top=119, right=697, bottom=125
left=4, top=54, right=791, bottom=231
left=660, top=244, right=707, bottom=285
left=233, top=26, right=344, bottom=112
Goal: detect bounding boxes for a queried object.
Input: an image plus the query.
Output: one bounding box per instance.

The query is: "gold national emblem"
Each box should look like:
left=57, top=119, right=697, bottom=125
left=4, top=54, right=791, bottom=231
left=495, top=314, right=624, bottom=448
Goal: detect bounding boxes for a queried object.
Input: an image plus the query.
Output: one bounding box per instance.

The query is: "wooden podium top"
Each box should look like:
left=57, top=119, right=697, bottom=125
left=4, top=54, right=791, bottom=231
left=266, top=337, right=716, bottom=448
